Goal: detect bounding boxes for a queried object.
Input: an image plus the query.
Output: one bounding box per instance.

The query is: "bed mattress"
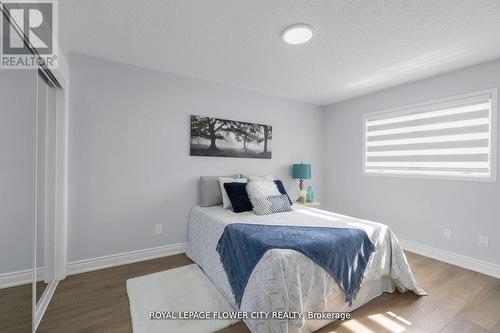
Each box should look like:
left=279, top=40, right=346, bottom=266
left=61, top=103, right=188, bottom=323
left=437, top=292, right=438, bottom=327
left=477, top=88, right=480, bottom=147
left=186, top=205, right=425, bottom=333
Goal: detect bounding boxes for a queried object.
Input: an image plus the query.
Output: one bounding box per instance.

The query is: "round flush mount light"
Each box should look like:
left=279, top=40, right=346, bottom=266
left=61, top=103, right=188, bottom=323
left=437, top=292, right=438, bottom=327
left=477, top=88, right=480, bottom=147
left=281, top=24, right=313, bottom=45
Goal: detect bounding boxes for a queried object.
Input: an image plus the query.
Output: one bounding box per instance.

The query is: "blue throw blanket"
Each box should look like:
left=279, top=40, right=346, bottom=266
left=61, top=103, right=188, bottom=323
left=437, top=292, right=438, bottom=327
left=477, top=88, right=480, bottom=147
left=216, top=223, right=375, bottom=307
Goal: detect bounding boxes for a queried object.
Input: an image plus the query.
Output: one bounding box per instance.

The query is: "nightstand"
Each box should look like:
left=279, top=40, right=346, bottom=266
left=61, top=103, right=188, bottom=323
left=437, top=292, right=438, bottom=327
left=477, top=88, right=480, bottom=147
left=295, top=200, right=320, bottom=207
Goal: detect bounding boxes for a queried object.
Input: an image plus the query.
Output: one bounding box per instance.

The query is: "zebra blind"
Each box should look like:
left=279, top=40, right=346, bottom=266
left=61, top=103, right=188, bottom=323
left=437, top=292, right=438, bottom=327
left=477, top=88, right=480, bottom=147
left=364, top=90, right=497, bottom=181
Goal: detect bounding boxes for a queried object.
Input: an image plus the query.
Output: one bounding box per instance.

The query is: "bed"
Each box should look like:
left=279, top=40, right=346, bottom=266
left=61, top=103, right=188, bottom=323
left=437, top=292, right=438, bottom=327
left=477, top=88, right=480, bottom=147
left=186, top=204, right=426, bottom=333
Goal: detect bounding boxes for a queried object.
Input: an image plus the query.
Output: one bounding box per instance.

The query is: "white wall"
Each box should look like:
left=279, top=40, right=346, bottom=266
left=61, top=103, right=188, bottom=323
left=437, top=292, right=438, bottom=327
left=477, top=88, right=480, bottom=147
left=68, top=53, right=323, bottom=263
left=323, top=59, right=500, bottom=265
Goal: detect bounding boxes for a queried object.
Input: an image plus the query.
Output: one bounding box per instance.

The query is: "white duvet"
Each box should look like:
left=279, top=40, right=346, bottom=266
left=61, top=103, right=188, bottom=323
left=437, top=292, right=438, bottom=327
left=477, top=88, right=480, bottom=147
left=186, top=205, right=426, bottom=333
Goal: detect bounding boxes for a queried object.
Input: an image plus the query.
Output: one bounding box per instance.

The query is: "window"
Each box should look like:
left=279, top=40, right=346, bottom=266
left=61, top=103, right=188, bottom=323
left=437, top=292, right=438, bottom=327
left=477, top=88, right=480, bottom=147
left=363, top=89, right=497, bottom=181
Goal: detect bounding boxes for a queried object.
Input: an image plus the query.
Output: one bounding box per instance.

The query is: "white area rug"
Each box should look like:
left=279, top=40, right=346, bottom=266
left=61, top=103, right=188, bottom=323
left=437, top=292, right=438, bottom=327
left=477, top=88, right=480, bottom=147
left=126, top=264, right=238, bottom=333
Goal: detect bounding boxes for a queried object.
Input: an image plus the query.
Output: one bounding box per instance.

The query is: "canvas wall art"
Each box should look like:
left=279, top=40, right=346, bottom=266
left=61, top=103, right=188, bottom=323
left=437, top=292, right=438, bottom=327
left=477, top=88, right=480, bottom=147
left=190, top=115, right=272, bottom=159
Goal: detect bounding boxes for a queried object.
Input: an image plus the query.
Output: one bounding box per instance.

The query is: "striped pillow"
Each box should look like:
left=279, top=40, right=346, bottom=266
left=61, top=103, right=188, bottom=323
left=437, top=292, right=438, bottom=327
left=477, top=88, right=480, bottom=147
left=250, top=194, right=293, bottom=215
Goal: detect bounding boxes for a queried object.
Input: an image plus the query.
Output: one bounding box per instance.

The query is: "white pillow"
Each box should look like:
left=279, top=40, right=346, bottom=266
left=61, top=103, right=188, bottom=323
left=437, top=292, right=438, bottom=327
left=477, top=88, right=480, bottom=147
left=246, top=180, right=280, bottom=198
left=246, top=175, right=274, bottom=182
left=218, top=177, right=247, bottom=209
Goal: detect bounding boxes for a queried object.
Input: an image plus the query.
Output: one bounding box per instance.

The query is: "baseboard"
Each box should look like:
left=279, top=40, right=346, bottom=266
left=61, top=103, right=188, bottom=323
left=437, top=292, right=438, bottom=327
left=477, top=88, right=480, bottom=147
left=66, top=242, right=187, bottom=276
left=0, top=268, right=46, bottom=290
left=2, top=243, right=188, bottom=288
left=400, top=239, right=500, bottom=279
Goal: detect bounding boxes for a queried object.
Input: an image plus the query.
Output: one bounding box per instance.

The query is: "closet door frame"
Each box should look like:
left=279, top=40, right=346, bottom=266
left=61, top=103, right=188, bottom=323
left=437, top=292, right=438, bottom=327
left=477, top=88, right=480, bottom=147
left=32, top=73, right=67, bottom=333
left=33, top=69, right=59, bottom=332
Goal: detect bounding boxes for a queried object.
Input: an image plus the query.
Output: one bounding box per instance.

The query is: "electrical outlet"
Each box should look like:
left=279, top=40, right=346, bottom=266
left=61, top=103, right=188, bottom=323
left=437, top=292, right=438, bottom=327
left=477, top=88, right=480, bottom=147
left=155, top=224, right=163, bottom=235
left=478, top=235, right=489, bottom=247
left=443, top=228, right=452, bottom=239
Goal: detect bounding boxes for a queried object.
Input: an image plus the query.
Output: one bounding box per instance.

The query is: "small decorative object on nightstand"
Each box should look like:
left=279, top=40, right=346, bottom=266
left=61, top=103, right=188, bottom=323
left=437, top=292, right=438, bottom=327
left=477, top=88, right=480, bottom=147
left=296, top=200, right=320, bottom=207
left=306, top=186, right=314, bottom=202
left=292, top=163, right=311, bottom=203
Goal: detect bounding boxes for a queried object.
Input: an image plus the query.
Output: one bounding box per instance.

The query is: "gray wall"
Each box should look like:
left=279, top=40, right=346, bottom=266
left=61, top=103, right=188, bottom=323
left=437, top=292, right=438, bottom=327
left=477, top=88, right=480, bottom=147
left=0, top=70, right=36, bottom=274
left=68, top=54, right=323, bottom=263
left=323, top=59, right=500, bottom=265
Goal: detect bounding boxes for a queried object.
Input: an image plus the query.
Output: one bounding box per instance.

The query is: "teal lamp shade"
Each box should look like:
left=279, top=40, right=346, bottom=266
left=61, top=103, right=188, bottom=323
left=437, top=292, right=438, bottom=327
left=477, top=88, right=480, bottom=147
left=292, top=163, right=311, bottom=180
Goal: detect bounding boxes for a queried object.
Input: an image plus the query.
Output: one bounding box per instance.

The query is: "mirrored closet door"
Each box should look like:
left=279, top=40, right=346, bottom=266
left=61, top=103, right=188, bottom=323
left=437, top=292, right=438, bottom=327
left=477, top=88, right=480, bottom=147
left=1, top=3, right=65, bottom=332
left=0, top=68, right=59, bottom=333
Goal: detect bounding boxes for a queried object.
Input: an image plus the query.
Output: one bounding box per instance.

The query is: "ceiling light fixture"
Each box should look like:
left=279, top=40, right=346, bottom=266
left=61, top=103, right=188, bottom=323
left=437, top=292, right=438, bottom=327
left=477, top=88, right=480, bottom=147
left=281, top=24, right=313, bottom=45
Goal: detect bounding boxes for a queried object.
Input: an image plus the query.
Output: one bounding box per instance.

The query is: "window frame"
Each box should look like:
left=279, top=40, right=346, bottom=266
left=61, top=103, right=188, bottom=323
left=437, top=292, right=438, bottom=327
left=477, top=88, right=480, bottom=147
left=362, top=88, right=498, bottom=182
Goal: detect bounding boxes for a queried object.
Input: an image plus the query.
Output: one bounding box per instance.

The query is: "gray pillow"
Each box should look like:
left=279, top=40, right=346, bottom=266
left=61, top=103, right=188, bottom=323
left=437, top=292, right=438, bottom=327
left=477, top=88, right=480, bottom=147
left=199, top=175, right=240, bottom=207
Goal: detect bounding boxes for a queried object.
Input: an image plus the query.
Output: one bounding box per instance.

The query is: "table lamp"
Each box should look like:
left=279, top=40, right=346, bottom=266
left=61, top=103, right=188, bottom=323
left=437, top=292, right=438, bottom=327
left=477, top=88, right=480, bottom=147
left=292, top=163, right=311, bottom=202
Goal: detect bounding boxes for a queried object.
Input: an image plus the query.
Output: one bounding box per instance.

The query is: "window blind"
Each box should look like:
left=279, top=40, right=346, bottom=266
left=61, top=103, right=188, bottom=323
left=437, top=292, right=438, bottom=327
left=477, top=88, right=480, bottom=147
left=363, top=90, right=497, bottom=180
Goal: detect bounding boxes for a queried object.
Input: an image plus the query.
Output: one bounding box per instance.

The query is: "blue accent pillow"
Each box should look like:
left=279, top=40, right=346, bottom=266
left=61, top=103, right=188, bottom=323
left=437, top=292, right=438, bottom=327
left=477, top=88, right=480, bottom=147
left=223, top=182, right=253, bottom=213
left=274, top=180, right=293, bottom=205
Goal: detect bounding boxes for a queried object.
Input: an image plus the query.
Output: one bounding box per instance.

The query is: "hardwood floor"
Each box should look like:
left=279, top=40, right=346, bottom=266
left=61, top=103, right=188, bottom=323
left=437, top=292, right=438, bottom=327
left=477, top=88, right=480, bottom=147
left=36, top=281, right=48, bottom=303
left=0, top=281, right=50, bottom=333
left=3, top=251, right=498, bottom=332
left=0, top=283, right=31, bottom=333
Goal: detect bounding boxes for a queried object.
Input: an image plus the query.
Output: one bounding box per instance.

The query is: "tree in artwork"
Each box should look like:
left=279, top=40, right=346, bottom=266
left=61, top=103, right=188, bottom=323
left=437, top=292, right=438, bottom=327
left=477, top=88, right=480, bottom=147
left=231, top=122, right=261, bottom=150
left=190, top=116, right=230, bottom=150
left=261, top=124, right=272, bottom=154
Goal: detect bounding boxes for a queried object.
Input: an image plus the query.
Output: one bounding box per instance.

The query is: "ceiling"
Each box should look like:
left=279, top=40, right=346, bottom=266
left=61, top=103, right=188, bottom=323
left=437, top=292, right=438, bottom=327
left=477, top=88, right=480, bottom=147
left=60, top=0, right=500, bottom=105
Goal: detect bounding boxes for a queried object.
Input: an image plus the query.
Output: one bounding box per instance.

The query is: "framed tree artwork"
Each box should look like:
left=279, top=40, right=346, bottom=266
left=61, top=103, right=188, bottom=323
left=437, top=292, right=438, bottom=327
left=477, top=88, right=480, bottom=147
left=190, top=115, right=272, bottom=159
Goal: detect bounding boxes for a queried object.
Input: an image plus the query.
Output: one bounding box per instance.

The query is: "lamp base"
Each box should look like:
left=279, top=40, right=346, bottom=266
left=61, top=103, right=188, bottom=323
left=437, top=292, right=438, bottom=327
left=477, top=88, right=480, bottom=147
left=297, top=180, right=306, bottom=202
left=297, top=179, right=306, bottom=202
